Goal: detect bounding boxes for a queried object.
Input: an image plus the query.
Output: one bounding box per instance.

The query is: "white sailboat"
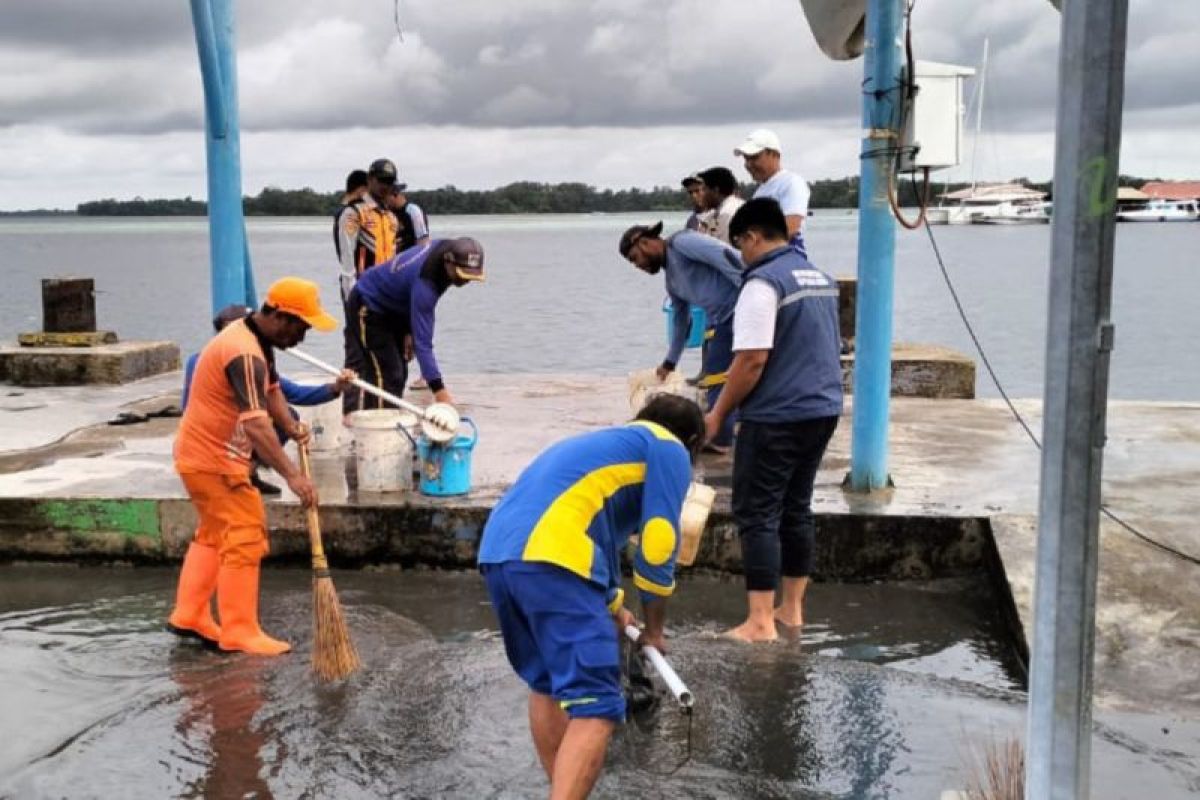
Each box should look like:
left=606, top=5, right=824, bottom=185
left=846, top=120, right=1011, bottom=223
left=927, top=39, right=990, bottom=225
left=932, top=182, right=1050, bottom=225
left=925, top=39, right=1053, bottom=227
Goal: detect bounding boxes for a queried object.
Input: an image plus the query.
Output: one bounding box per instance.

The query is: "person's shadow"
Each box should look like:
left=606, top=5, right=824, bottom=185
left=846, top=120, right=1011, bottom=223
left=169, top=649, right=275, bottom=800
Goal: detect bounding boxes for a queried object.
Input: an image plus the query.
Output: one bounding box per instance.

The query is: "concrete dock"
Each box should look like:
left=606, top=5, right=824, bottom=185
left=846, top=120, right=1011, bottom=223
left=0, top=371, right=1197, bottom=721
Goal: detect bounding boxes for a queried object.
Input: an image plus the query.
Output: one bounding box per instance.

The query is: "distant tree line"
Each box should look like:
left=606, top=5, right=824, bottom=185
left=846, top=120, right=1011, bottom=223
left=54, top=174, right=1167, bottom=217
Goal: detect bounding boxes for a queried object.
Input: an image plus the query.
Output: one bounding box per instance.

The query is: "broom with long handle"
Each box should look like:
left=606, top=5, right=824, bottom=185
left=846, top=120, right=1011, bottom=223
left=298, top=441, right=361, bottom=681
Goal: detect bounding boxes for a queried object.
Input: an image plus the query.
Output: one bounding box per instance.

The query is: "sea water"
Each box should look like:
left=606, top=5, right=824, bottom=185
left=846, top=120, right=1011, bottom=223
left=0, top=213, right=1196, bottom=400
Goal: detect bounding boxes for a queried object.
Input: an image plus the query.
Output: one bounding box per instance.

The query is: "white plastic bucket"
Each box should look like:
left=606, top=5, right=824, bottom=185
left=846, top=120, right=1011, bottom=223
left=678, top=482, right=716, bottom=567
left=296, top=397, right=343, bottom=452
left=348, top=410, right=413, bottom=493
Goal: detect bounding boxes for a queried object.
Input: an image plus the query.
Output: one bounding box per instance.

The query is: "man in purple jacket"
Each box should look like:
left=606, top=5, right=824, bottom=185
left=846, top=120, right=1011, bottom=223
left=343, top=237, right=485, bottom=414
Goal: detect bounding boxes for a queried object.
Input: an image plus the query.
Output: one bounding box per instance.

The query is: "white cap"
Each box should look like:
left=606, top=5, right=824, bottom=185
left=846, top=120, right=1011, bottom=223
left=733, top=128, right=782, bottom=157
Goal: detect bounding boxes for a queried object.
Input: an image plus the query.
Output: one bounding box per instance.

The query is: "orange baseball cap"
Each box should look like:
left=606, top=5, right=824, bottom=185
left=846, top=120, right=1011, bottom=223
left=264, top=277, right=338, bottom=332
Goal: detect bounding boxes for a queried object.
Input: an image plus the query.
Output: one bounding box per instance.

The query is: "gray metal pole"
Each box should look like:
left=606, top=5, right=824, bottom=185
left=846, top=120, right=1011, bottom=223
left=1026, top=0, right=1129, bottom=797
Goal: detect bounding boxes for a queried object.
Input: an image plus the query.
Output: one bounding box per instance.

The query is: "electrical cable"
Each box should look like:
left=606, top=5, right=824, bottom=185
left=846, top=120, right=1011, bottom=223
left=881, top=0, right=932, bottom=229
left=889, top=165, right=932, bottom=229
left=646, top=712, right=694, bottom=777
left=919, top=189, right=1200, bottom=567
left=623, top=645, right=694, bottom=776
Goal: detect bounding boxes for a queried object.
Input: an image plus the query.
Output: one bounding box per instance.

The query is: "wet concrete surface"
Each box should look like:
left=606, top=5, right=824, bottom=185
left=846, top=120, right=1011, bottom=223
left=0, top=375, right=1198, bottom=724
left=2, top=565, right=1198, bottom=799
left=0, top=373, right=1193, bottom=524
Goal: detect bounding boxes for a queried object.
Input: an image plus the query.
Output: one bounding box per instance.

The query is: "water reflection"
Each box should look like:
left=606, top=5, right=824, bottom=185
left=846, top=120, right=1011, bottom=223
left=644, top=643, right=905, bottom=797
left=170, top=651, right=273, bottom=799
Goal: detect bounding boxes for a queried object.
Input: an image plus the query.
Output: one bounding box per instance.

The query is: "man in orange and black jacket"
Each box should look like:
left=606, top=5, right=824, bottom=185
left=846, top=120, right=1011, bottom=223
left=334, top=158, right=400, bottom=412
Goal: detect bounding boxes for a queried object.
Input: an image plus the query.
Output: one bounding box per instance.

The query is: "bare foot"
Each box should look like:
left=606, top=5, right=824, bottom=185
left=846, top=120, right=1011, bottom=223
left=774, top=617, right=803, bottom=643
left=773, top=609, right=803, bottom=628
left=722, top=619, right=778, bottom=643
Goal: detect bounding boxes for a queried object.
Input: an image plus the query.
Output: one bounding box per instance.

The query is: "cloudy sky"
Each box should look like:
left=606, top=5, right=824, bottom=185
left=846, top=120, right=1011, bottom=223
left=0, top=0, right=1195, bottom=210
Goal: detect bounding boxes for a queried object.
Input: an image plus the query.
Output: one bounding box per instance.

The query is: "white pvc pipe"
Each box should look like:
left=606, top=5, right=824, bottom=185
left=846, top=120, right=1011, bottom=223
left=285, top=347, right=428, bottom=418
left=624, top=625, right=693, bottom=711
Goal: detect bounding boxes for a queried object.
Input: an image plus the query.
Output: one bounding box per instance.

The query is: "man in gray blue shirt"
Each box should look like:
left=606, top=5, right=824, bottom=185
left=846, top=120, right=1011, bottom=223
left=704, top=198, right=843, bottom=643
left=620, top=221, right=744, bottom=449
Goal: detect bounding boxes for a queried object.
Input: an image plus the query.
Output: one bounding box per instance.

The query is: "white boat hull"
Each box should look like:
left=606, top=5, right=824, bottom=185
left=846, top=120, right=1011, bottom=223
left=1116, top=213, right=1197, bottom=222
left=1116, top=199, right=1199, bottom=222
left=973, top=216, right=1049, bottom=225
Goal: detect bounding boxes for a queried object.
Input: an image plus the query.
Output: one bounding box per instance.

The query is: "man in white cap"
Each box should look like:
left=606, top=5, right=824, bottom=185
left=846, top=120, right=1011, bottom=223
left=734, top=129, right=812, bottom=259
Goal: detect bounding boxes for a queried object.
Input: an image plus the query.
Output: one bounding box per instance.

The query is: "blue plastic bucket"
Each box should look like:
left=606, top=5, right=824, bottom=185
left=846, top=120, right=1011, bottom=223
left=663, top=299, right=707, bottom=349
left=417, top=417, right=478, bottom=497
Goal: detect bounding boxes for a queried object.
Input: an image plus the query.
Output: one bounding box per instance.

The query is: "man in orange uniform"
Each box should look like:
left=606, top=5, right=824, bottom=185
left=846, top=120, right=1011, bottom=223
left=166, top=277, right=338, bottom=655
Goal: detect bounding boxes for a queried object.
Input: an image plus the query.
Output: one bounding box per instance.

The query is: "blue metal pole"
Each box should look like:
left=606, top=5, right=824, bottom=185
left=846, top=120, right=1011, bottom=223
left=849, top=0, right=903, bottom=491
left=242, top=223, right=258, bottom=307
left=189, top=0, right=255, bottom=315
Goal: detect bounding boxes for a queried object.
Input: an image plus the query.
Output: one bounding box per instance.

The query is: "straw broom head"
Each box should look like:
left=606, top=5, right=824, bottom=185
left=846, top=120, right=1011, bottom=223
left=312, top=567, right=361, bottom=682
left=299, top=442, right=361, bottom=682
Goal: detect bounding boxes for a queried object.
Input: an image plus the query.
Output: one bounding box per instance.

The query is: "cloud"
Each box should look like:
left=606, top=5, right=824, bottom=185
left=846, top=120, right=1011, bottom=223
left=0, top=0, right=1196, bottom=208
left=0, top=0, right=1074, bottom=135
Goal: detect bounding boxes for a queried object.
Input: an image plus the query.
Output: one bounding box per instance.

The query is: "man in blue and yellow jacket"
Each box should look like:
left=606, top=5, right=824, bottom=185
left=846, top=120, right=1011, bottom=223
left=478, top=394, right=704, bottom=799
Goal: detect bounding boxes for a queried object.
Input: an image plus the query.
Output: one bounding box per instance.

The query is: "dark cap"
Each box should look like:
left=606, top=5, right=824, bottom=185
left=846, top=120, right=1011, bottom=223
left=447, top=237, right=485, bottom=281
left=389, top=182, right=409, bottom=194
left=212, top=303, right=251, bottom=332
left=368, top=158, right=398, bottom=183
left=681, top=173, right=703, bottom=188
left=618, top=221, right=664, bottom=258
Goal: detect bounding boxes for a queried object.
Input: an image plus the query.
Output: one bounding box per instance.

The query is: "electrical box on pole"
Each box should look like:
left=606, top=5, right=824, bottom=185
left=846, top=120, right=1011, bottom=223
left=899, top=61, right=975, bottom=172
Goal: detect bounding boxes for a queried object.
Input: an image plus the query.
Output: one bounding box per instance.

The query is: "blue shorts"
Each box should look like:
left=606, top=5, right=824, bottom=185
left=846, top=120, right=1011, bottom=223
left=481, top=561, right=625, bottom=722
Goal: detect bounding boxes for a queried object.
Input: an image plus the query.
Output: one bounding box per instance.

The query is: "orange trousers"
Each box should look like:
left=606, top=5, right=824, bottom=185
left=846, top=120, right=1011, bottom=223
left=179, top=471, right=269, bottom=568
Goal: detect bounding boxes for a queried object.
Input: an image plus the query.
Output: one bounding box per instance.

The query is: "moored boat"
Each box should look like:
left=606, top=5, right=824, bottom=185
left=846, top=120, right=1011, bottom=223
left=1116, top=198, right=1199, bottom=222
left=973, top=200, right=1051, bottom=225
left=930, top=183, right=1049, bottom=225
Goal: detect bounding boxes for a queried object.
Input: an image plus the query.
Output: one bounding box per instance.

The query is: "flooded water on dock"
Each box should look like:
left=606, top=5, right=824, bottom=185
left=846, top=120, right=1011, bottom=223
left=2, top=565, right=1197, bottom=798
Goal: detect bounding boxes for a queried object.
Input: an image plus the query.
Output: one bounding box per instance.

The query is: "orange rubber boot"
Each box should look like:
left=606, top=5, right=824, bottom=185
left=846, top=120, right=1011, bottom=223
left=216, top=563, right=291, bottom=656
left=166, top=542, right=222, bottom=645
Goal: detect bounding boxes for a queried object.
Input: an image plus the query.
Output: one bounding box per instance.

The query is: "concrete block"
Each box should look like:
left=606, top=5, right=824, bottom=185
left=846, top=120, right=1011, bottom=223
left=841, top=342, right=976, bottom=399
left=0, top=497, right=165, bottom=561
left=0, top=340, right=180, bottom=386
left=41, top=278, right=96, bottom=333
left=836, top=275, right=856, bottom=346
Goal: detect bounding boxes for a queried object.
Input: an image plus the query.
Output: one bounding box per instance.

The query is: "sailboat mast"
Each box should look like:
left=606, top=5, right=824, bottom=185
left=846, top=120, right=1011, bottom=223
left=969, top=37, right=989, bottom=193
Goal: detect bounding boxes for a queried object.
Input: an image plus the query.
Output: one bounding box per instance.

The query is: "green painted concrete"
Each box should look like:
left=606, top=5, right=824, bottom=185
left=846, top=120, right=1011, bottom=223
left=39, top=498, right=160, bottom=538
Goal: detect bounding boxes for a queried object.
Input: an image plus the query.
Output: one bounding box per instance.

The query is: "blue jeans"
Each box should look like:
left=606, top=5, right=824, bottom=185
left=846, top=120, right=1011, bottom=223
left=732, top=416, right=838, bottom=591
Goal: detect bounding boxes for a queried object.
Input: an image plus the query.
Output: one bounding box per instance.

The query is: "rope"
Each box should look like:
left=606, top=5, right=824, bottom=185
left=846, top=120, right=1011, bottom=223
left=920, top=191, right=1200, bottom=567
